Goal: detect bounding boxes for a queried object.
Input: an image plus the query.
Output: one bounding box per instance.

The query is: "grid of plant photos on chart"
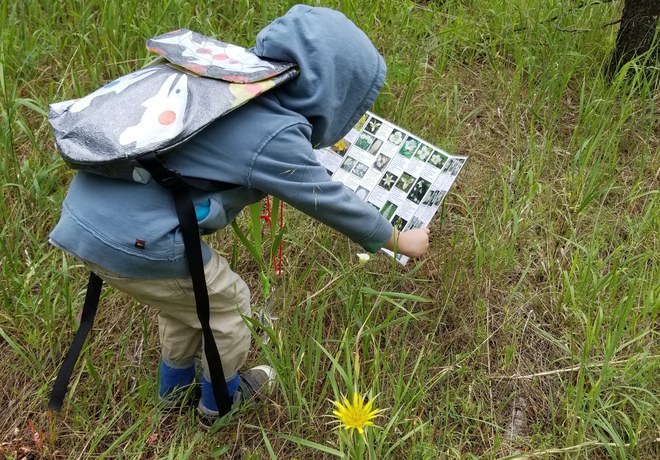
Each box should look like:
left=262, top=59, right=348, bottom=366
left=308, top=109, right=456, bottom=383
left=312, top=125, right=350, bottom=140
left=314, top=112, right=468, bottom=264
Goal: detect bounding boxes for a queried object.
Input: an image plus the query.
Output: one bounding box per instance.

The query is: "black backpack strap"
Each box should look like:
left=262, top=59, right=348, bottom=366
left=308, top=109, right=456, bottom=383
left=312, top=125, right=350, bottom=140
left=182, top=176, right=238, bottom=193
left=48, top=272, right=104, bottom=412
left=138, top=153, right=233, bottom=416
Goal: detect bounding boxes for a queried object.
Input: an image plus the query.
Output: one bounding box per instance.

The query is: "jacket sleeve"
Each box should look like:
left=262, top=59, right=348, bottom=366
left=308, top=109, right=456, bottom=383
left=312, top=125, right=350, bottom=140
left=247, top=123, right=393, bottom=252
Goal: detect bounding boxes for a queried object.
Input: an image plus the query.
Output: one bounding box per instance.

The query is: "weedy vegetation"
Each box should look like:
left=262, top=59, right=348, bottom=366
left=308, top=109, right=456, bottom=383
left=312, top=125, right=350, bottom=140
left=0, top=0, right=657, bottom=458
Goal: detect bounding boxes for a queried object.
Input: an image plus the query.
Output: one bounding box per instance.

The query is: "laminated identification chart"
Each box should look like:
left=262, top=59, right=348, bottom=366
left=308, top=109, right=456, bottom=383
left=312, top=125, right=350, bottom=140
left=314, top=112, right=467, bottom=264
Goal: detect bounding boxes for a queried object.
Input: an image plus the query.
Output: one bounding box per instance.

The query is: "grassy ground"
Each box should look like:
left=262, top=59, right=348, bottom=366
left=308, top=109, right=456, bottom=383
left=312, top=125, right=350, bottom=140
left=1, top=0, right=658, bottom=458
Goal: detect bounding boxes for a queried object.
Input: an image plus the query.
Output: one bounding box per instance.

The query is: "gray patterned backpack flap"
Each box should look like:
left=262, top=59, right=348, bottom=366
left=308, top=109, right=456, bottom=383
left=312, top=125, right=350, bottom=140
left=49, top=29, right=298, bottom=183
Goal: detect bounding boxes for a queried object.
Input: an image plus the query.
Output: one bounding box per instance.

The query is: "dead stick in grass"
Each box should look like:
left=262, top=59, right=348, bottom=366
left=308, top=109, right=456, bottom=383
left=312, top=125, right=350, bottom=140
left=490, top=355, right=660, bottom=379
left=500, top=439, right=632, bottom=459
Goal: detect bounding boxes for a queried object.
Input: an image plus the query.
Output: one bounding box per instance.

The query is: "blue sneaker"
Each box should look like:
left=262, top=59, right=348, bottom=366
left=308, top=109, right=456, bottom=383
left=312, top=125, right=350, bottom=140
left=197, top=365, right=276, bottom=428
left=158, top=360, right=196, bottom=408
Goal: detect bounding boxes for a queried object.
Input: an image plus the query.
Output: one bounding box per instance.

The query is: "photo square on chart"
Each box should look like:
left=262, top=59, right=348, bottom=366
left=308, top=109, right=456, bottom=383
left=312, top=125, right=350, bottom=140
left=422, top=189, right=437, bottom=206
left=398, top=137, right=419, bottom=159
left=373, top=153, right=390, bottom=171
left=351, top=162, right=369, bottom=178
left=428, top=150, right=447, bottom=168
left=395, top=172, right=416, bottom=193
left=391, top=215, right=408, bottom=231
left=340, top=156, right=357, bottom=173
left=364, top=117, right=382, bottom=135
left=379, top=172, right=398, bottom=191
left=355, top=132, right=375, bottom=151
left=432, top=189, right=447, bottom=206
left=368, top=139, right=383, bottom=155
left=408, top=216, right=425, bottom=230
left=354, top=115, right=367, bottom=131
left=388, top=129, right=405, bottom=145
left=380, top=201, right=398, bottom=220
left=444, top=158, right=466, bottom=176
left=407, top=178, right=431, bottom=204
left=414, top=144, right=433, bottom=162
left=330, top=139, right=351, bottom=156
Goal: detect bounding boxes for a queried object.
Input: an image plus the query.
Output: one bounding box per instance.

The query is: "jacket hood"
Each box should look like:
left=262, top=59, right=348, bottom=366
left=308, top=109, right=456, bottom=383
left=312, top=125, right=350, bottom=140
left=253, top=5, right=386, bottom=148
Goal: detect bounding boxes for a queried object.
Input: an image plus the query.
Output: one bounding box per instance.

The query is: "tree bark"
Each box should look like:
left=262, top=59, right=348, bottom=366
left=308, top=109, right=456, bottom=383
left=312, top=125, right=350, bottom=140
left=607, top=0, right=660, bottom=77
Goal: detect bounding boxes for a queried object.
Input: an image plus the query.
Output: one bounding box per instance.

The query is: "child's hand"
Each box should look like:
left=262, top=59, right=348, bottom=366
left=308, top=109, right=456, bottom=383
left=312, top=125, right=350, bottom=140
left=398, top=228, right=431, bottom=258
left=384, top=228, right=430, bottom=258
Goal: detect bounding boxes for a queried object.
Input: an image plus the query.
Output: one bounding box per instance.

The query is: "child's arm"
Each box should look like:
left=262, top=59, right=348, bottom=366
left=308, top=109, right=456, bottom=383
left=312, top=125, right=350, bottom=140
left=383, top=227, right=430, bottom=258
left=249, top=125, right=395, bottom=252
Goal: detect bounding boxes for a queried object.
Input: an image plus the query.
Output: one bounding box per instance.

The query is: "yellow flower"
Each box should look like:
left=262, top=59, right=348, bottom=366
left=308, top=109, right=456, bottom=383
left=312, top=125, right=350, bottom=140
left=334, top=139, right=348, bottom=151
left=332, top=392, right=380, bottom=435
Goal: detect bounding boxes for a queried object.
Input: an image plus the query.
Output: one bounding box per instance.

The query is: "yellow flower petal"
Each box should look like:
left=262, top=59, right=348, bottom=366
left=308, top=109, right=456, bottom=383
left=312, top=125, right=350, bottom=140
left=331, top=392, right=380, bottom=434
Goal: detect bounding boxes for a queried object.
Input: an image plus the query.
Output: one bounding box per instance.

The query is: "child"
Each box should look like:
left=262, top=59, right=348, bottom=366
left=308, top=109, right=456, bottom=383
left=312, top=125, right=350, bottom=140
left=49, top=4, right=430, bottom=423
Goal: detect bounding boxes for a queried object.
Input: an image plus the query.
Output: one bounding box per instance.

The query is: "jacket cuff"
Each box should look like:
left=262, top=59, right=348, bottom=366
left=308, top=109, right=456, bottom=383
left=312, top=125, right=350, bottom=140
left=359, top=219, right=393, bottom=253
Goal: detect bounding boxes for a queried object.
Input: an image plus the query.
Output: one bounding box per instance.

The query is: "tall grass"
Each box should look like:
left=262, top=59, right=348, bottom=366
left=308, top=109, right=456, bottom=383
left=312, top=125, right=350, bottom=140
left=1, top=0, right=658, bottom=458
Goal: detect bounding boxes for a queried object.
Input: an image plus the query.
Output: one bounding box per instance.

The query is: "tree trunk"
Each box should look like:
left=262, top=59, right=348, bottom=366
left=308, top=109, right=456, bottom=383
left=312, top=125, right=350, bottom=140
left=607, top=0, right=660, bottom=77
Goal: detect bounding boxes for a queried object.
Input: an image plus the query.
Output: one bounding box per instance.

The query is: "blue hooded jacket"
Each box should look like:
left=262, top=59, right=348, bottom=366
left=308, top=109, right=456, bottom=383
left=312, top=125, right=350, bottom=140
left=50, top=5, right=393, bottom=279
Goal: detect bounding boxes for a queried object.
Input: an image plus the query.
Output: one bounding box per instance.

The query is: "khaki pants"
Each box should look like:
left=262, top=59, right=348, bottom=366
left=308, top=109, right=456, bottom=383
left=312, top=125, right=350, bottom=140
left=89, top=250, right=251, bottom=379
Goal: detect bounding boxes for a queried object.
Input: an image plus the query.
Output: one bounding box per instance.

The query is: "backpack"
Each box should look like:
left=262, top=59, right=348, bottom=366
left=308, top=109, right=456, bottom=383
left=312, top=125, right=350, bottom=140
left=47, top=29, right=298, bottom=417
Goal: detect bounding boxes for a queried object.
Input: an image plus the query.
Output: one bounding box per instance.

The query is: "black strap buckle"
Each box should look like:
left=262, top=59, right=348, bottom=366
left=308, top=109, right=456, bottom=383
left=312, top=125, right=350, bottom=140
left=153, top=168, right=184, bottom=190
left=138, top=153, right=185, bottom=190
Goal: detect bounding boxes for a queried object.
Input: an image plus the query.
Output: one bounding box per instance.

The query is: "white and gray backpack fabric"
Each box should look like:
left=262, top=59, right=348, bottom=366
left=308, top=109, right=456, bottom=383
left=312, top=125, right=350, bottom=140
left=49, top=28, right=297, bottom=182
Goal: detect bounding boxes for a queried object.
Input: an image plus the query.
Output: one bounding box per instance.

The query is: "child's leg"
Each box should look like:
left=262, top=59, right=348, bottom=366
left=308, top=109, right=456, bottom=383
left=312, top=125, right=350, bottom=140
left=165, top=249, right=252, bottom=383
left=156, top=250, right=251, bottom=402
left=157, top=313, right=201, bottom=399
left=87, top=250, right=251, bottom=400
